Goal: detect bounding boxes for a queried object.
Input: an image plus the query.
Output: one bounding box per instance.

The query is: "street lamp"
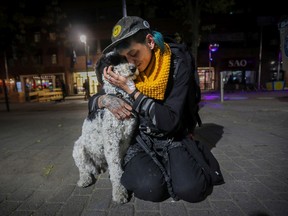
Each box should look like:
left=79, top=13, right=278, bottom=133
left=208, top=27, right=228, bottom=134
left=207, top=43, right=219, bottom=90
left=80, top=35, right=90, bottom=95
left=80, top=35, right=89, bottom=79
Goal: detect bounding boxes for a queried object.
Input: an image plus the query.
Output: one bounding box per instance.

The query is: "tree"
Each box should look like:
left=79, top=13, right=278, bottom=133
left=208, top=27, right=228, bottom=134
left=0, top=1, right=70, bottom=59
left=126, top=0, right=235, bottom=67
left=0, top=0, right=72, bottom=89
left=170, top=0, right=235, bottom=66
left=126, top=0, right=160, bottom=18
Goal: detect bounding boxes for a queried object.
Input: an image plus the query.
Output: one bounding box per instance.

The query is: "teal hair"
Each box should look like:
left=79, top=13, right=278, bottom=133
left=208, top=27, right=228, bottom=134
left=152, top=31, right=165, bottom=53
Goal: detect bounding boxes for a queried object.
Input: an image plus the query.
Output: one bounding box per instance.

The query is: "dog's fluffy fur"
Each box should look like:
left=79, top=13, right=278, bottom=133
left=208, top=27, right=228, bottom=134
left=72, top=51, right=138, bottom=204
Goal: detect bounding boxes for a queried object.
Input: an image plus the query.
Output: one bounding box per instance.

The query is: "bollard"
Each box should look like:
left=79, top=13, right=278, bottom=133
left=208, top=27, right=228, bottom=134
left=220, top=72, right=224, bottom=102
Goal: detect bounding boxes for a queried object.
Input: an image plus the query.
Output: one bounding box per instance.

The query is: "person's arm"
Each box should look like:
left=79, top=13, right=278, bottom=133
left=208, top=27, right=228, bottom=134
left=87, top=91, right=104, bottom=120
left=132, top=58, right=191, bottom=136
left=88, top=91, right=133, bottom=121
left=88, top=92, right=104, bottom=112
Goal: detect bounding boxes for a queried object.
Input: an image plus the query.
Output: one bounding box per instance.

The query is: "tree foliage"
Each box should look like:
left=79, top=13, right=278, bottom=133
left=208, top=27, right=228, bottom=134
left=170, top=0, right=235, bottom=64
left=0, top=0, right=70, bottom=56
left=126, top=0, right=235, bottom=65
left=0, top=1, right=35, bottom=50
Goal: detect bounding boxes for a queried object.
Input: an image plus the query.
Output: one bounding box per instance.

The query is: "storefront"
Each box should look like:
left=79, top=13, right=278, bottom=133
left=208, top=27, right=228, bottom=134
left=197, top=67, right=215, bottom=90
left=20, top=74, right=65, bottom=90
left=18, top=73, right=66, bottom=102
left=0, top=74, right=67, bottom=103
left=73, top=71, right=101, bottom=95
left=0, top=78, right=19, bottom=102
left=219, top=58, right=257, bottom=91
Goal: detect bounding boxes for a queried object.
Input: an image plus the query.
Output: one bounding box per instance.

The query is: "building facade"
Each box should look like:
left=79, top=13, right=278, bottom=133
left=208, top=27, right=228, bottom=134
left=0, top=2, right=285, bottom=103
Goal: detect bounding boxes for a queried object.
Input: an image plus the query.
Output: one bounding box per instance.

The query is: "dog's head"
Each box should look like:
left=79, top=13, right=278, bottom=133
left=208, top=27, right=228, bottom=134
left=95, top=51, right=139, bottom=85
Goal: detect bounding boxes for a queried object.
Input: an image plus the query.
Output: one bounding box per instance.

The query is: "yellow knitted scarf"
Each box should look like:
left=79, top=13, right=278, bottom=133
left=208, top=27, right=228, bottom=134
left=135, top=43, right=171, bottom=100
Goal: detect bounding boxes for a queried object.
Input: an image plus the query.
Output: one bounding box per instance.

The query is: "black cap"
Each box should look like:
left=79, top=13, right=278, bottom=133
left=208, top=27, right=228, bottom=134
left=103, top=16, right=150, bottom=54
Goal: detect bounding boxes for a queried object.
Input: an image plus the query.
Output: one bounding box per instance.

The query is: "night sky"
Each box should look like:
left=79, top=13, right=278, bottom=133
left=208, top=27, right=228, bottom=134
left=1, top=0, right=286, bottom=20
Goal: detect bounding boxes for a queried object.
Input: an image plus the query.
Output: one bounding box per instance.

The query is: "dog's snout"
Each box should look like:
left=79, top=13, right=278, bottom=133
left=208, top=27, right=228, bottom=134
left=129, top=65, right=137, bottom=73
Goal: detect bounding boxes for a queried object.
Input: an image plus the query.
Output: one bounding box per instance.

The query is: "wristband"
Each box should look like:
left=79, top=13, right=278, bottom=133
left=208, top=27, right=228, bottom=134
left=129, top=89, right=139, bottom=100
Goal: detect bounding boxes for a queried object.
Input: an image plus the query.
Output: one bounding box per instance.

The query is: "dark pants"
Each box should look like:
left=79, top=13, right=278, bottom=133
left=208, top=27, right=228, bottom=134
left=121, top=146, right=211, bottom=202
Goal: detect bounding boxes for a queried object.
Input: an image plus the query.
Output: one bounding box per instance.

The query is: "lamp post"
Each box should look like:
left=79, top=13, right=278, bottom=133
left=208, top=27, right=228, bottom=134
left=122, top=0, right=127, bottom=17
left=80, top=35, right=89, bottom=91
left=80, top=35, right=89, bottom=79
left=208, top=43, right=219, bottom=90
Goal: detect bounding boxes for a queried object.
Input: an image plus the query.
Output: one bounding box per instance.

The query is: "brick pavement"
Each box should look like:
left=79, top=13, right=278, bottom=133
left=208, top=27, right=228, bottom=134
left=0, top=90, right=287, bottom=216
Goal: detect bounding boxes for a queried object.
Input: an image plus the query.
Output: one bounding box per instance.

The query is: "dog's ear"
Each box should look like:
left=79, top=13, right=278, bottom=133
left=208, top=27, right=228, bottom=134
left=106, top=51, right=127, bottom=65
left=95, top=51, right=128, bottom=85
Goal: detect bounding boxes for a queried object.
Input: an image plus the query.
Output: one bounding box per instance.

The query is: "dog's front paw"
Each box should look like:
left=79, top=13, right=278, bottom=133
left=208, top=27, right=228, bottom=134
left=77, top=174, right=93, bottom=188
left=112, top=185, right=129, bottom=204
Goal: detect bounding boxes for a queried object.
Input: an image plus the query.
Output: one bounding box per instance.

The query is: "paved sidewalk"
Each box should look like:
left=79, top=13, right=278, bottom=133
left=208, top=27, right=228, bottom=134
left=0, top=90, right=288, bottom=216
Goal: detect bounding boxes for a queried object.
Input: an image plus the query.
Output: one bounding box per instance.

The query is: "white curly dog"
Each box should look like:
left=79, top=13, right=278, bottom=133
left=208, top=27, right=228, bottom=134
left=72, top=51, right=139, bottom=204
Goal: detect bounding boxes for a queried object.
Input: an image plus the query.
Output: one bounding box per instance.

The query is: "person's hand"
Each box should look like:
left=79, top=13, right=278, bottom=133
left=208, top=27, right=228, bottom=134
left=98, top=94, right=133, bottom=120
left=104, top=66, right=136, bottom=94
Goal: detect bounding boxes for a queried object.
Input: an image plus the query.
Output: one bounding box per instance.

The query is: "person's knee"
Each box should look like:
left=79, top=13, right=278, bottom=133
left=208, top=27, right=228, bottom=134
left=133, top=180, right=170, bottom=202
left=174, top=176, right=210, bottom=203
left=122, top=172, right=169, bottom=202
